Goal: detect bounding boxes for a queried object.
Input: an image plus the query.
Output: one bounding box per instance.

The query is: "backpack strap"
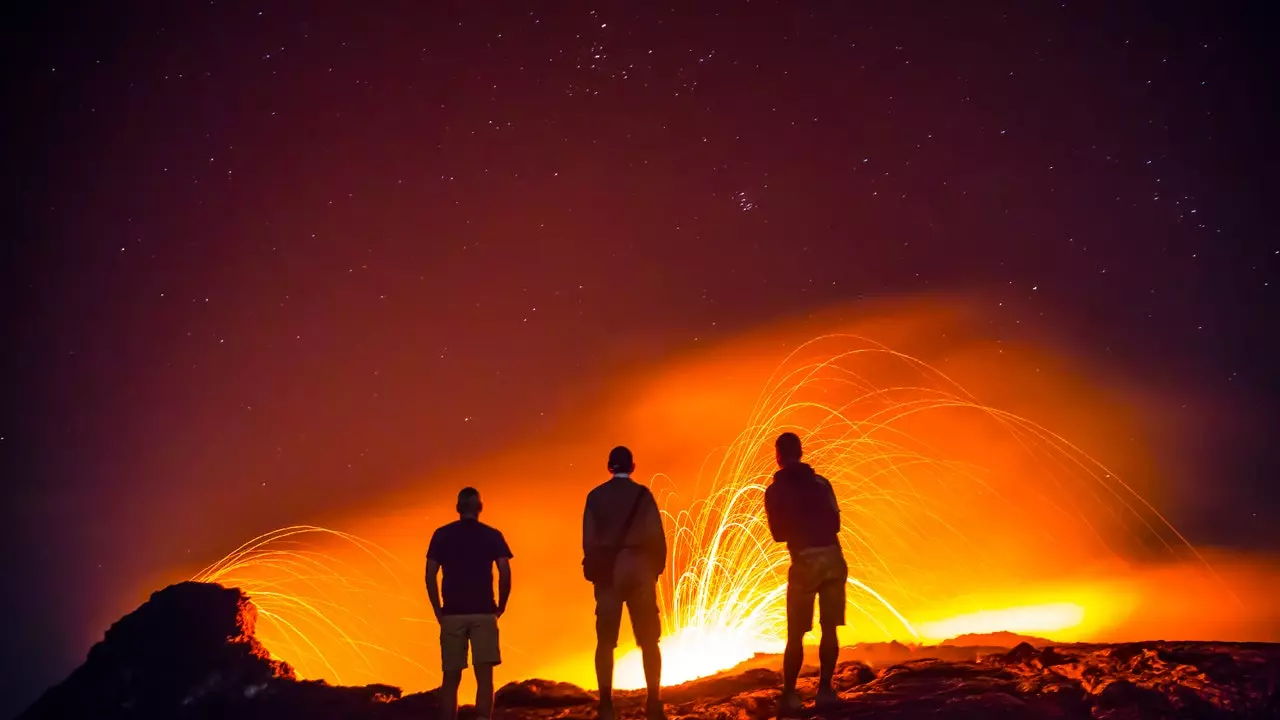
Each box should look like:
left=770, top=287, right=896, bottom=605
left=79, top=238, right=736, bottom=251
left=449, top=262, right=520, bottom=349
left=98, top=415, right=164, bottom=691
left=613, top=485, right=647, bottom=550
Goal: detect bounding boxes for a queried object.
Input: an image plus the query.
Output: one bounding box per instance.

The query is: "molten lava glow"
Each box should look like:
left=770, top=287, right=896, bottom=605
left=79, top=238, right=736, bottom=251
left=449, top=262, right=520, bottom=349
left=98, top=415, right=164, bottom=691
left=916, top=602, right=1087, bottom=642
left=616, top=624, right=784, bottom=689
left=609, top=334, right=1201, bottom=687
left=189, top=327, right=1224, bottom=692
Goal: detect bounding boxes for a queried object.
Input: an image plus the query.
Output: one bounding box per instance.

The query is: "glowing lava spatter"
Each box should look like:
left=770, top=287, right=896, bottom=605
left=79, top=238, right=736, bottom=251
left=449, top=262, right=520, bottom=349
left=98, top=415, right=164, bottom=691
left=613, top=334, right=1204, bottom=687
left=191, top=334, right=1210, bottom=691
left=192, top=526, right=433, bottom=684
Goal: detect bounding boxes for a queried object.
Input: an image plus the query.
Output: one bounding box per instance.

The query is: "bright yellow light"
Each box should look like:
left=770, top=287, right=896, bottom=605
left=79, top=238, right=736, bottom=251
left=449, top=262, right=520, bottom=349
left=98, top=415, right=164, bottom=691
left=616, top=625, right=783, bottom=689
left=917, top=602, right=1086, bottom=642
left=611, top=333, right=1203, bottom=686
left=188, top=332, right=1213, bottom=691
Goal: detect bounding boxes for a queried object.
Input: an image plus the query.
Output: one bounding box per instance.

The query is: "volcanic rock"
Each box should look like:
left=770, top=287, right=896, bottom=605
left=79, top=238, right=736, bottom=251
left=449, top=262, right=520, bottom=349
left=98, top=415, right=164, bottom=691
left=496, top=679, right=596, bottom=708
left=21, top=581, right=1280, bottom=719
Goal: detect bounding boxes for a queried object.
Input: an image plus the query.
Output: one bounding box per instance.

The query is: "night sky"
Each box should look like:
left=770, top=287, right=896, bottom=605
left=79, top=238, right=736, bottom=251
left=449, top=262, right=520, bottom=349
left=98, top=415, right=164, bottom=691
left=3, top=1, right=1277, bottom=713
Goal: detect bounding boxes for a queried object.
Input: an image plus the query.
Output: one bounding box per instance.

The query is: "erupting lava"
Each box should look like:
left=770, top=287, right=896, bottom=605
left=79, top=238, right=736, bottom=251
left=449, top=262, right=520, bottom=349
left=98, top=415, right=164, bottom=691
left=190, top=330, right=1214, bottom=692
left=612, top=334, right=1200, bottom=688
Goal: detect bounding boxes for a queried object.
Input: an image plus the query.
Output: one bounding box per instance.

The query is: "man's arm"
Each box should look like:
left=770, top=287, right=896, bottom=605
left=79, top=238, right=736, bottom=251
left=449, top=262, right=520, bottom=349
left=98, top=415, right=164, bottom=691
left=425, top=559, right=442, bottom=621
left=582, top=497, right=598, bottom=554
left=819, top=475, right=841, bottom=536
left=643, top=490, right=667, bottom=576
left=820, top=475, right=840, bottom=514
left=496, top=557, right=512, bottom=617
left=764, top=485, right=787, bottom=543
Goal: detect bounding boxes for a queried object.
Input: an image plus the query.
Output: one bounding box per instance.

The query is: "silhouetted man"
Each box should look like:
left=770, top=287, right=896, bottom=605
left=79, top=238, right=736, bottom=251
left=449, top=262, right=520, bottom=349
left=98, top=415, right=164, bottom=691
left=426, top=487, right=513, bottom=720
left=583, top=446, right=667, bottom=720
left=764, top=432, right=847, bottom=715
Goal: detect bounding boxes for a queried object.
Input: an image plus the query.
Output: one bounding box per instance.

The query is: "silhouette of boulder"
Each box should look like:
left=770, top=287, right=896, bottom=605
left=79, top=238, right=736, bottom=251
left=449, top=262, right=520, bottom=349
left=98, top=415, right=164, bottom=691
left=833, top=660, right=876, bottom=690
left=1094, top=678, right=1173, bottom=716
left=495, top=679, right=595, bottom=708
left=21, top=582, right=292, bottom=719
left=1003, top=641, right=1041, bottom=664
left=19, top=582, right=431, bottom=720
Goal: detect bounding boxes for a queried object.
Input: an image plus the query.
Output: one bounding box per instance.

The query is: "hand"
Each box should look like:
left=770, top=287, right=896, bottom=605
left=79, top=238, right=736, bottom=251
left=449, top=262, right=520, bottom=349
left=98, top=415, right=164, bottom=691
left=496, top=606, right=506, bottom=619
left=432, top=607, right=442, bottom=623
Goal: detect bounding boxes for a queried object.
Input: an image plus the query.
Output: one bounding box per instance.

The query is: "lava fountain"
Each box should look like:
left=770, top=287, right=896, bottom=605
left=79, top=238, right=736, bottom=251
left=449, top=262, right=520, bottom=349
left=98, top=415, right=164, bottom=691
left=185, top=314, right=1238, bottom=692
left=611, top=333, right=1205, bottom=687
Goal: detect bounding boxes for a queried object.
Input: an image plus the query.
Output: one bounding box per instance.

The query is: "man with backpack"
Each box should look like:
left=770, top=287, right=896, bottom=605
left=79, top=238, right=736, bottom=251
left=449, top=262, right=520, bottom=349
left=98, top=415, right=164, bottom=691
left=582, top=446, right=667, bottom=720
left=764, top=432, right=848, bottom=715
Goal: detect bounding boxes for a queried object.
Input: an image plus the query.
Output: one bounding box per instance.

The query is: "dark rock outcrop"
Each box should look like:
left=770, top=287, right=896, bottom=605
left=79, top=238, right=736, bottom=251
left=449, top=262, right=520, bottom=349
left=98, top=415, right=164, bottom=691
left=21, top=581, right=1280, bottom=719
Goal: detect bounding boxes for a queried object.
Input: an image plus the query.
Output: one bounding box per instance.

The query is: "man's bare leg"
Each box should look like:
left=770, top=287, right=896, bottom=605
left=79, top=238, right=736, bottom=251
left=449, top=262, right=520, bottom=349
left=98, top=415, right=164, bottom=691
left=595, top=641, right=615, bottom=719
left=816, top=624, right=840, bottom=705
left=440, top=669, right=463, bottom=720
left=474, top=663, right=496, bottom=719
left=779, top=627, right=806, bottom=715
left=640, top=640, right=663, bottom=718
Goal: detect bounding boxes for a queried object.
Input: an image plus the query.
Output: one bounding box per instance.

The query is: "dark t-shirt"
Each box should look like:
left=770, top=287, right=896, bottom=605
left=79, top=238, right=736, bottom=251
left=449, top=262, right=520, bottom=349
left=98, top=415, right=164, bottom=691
left=427, top=518, right=514, bottom=615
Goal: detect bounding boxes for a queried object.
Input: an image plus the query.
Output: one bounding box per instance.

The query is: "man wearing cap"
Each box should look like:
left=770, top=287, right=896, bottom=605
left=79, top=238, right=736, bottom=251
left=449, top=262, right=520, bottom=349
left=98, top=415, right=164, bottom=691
left=582, top=446, right=667, bottom=720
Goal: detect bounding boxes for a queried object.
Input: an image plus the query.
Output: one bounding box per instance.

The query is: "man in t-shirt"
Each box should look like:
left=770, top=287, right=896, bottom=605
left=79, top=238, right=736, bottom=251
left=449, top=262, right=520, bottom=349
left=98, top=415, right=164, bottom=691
left=426, top=487, right=514, bottom=720
left=583, top=445, right=667, bottom=720
left=764, top=432, right=847, bottom=716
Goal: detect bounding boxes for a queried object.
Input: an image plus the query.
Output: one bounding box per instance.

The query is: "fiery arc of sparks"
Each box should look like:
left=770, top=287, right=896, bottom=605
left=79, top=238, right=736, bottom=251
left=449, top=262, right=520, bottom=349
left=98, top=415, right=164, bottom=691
left=613, top=334, right=1208, bottom=687
left=189, top=334, right=1213, bottom=691
left=192, top=525, right=433, bottom=684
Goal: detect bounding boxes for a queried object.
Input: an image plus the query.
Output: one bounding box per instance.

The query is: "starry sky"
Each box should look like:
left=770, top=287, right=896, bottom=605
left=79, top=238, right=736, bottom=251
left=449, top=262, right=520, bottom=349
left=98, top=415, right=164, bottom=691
left=3, top=0, right=1278, bottom=713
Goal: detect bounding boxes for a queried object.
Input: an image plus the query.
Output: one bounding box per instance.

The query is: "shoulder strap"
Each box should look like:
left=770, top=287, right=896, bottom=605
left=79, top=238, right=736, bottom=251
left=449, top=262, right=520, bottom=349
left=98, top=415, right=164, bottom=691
left=613, top=485, right=647, bottom=548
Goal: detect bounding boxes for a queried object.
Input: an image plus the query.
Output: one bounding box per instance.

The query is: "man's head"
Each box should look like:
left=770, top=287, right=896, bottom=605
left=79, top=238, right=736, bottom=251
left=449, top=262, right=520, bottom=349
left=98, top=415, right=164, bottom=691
left=456, top=486, right=482, bottom=518
left=775, top=432, right=803, bottom=467
left=608, top=445, right=635, bottom=475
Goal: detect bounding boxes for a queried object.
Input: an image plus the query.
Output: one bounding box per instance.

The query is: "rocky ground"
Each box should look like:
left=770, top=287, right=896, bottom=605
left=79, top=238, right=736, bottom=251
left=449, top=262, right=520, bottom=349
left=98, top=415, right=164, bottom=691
left=20, top=582, right=1280, bottom=719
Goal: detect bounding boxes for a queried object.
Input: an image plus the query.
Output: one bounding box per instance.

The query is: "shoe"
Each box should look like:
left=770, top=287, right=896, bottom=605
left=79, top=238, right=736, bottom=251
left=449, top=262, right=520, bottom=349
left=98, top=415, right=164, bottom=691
left=815, top=686, right=841, bottom=709
left=645, top=696, right=667, bottom=720
left=597, top=701, right=615, bottom=720
left=777, top=690, right=804, bottom=718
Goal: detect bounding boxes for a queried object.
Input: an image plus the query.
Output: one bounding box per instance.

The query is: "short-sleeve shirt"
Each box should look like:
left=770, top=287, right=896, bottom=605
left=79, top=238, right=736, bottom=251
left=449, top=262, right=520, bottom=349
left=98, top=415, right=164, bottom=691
left=426, top=518, right=514, bottom=615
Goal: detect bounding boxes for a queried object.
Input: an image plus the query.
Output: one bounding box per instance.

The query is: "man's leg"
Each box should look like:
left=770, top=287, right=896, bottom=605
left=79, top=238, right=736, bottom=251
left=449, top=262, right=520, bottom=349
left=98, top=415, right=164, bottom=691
left=594, top=585, right=624, bottom=719
left=469, top=615, right=503, bottom=719
left=818, top=624, right=839, bottom=692
left=439, top=670, right=463, bottom=720
left=474, top=663, right=495, bottom=719
left=781, top=565, right=813, bottom=714
left=815, top=561, right=848, bottom=705
left=783, top=625, right=807, bottom=696
left=627, top=583, right=664, bottom=718
left=439, top=616, right=468, bottom=720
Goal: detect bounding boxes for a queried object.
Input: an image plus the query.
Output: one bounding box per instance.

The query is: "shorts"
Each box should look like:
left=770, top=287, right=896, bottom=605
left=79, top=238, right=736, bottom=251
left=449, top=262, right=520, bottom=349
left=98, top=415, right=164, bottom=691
left=786, top=545, right=848, bottom=634
left=440, top=613, right=501, bottom=672
left=595, top=581, right=662, bottom=649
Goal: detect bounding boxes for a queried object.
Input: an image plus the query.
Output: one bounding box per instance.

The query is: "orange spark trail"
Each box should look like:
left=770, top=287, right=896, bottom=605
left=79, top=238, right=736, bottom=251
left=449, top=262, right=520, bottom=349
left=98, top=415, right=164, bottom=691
left=189, top=332, right=1221, bottom=691
left=192, top=526, right=434, bottom=685
left=615, top=334, right=1209, bottom=686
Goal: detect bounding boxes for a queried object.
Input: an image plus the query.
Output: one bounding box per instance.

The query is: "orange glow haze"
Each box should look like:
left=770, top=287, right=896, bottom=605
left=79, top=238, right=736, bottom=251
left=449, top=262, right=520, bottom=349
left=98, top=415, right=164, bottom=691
left=179, top=298, right=1280, bottom=697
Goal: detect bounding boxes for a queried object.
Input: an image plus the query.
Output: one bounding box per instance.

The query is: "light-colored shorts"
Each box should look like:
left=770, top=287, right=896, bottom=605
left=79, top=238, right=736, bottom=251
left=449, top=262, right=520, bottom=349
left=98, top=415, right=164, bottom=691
left=595, top=580, right=662, bottom=649
left=787, top=545, right=848, bottom=633
left=440, top=613, right=501, bottom=672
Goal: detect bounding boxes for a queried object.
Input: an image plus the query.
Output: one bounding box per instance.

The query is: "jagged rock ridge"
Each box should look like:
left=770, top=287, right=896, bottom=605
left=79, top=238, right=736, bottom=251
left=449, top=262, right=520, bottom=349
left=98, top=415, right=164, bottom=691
left=21, top=582, right=1280, bottom=719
